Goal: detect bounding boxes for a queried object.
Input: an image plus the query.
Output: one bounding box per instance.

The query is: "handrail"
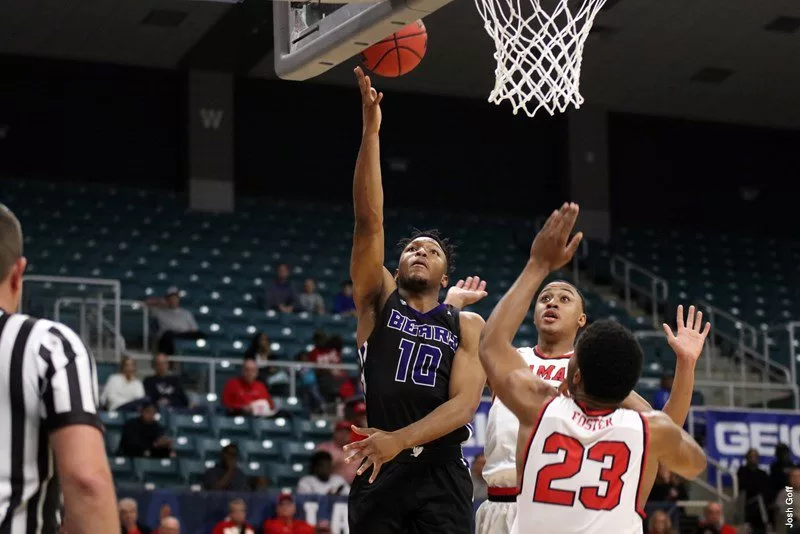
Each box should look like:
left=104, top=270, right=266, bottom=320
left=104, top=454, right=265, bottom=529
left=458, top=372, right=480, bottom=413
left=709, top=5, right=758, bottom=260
left=125, top=351, right=360, bottom=398
left=23, top=275, right=122, bottom=362
left=610, top=255, right=668, bottom=327
left=700, top=301, right=793, bottom=389
left=699, top=300, right=758, bottom=348
left=56, top=297, right=150, bottom=351
left=689, top=409, right=739, bottom=502
left=762, top=322, right=799, bottom=387
left=571, top=239, right=589, bottom=286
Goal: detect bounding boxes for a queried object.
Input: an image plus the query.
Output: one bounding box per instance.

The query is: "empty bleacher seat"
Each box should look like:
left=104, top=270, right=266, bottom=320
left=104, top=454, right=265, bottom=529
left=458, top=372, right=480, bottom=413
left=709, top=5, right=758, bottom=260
left=134, top=458, right=182, bottom=486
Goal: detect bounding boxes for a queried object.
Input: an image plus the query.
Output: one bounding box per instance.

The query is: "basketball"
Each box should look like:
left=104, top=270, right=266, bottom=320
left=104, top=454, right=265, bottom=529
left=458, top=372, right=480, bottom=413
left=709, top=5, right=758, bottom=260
left=361, top=20, right=427, bottom=78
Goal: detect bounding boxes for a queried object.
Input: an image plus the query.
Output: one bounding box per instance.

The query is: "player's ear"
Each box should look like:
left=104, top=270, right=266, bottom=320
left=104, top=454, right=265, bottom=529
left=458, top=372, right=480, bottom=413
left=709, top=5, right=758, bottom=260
left=577, top=313, right=587, bottom=328
left=440, top=274, right=449, bottom=289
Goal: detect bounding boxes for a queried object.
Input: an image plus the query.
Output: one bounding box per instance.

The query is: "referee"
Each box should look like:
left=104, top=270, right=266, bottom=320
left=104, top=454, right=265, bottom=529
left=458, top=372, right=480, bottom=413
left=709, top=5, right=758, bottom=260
left=0, top=204, right=119, bottom=533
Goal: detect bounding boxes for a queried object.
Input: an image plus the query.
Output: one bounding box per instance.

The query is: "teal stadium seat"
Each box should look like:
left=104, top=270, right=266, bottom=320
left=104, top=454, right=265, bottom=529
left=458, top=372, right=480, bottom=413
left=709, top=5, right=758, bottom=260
left=240, top=438, right=285, bottom=462
left=170, top=413, right=213, bottom=437
left=213, top=415, right=253, bottom=438
left=284, top=440, right=318, bottom=463
left=295, top=419, right=334, bottom=440
left=252, top=417, right=293, bottom=439
left=134, top=458, right=182, bottom=486
left=109, top=457, right=138, bottom=483
left=265, top=462, right=306, bottom=489
left=172, top=435, right=200, bottom=459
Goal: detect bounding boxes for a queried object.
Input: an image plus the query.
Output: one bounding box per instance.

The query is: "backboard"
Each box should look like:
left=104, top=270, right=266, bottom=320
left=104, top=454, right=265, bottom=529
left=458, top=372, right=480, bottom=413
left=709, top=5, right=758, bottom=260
left=273, top=0, right=452, bottom=81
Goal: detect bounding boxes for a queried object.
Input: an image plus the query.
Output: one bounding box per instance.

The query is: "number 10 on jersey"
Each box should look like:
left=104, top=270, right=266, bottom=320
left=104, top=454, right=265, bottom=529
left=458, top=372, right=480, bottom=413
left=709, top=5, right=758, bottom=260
left=395, top=339, right=443, bottom=388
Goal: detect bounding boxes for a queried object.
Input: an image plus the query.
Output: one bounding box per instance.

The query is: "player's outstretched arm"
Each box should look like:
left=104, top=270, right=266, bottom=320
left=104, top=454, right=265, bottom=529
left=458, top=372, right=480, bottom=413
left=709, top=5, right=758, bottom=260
left=344, top=312, right=487, bottom=483
left=479, top=203, right=583, bottom=426
left=646, top=411, right=707, bottom=480
left=351, top=67, right=394, bottom=331
left=661, top=304, right=710, bottom=426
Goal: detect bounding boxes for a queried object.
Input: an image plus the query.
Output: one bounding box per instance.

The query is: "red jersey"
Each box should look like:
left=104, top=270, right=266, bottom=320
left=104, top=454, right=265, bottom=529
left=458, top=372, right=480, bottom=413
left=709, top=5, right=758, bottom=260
left=263, top=519, right=315, bottom=534
left=213, top=519, right=255, bottom=534
left=222, top=377, right=274, bottom=411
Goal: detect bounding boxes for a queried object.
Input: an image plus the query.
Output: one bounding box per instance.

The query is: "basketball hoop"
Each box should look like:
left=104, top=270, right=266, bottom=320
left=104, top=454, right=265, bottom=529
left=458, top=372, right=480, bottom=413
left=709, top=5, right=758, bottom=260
left=474, top=0, right=607, bottom=117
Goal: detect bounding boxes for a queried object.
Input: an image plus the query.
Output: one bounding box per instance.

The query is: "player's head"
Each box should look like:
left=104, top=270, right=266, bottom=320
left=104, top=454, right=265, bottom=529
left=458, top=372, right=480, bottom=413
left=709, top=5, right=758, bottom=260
left=396, top=229, right=455, bottom=294
left=566, top=319, right=643, bottom=404
left=0, top=204, right=26, bottom=313
left=533, top=280, right=586, bottom=340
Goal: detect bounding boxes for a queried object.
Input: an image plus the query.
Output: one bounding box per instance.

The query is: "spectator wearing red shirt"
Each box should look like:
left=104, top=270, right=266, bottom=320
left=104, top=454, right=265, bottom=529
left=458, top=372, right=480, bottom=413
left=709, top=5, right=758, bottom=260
left=213, top=499, right=255, bottom=534
left=263, top=493, right=314, bottom=534
left=696, top=502, right=737, bottom=534
left=316, top=421, right=359, bottom=484
left=349, top=402, right=367, bottom=444
left=120, top=498, right=152, bottom=534
left=307, top=335, right=345, bottom=402
left=222, top=359, right=274, bottom=416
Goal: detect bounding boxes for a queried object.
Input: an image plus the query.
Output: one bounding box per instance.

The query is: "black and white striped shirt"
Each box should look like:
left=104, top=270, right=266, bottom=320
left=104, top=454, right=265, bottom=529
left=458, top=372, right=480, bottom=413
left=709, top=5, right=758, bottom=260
left=0, top=310, right=101, bottom=534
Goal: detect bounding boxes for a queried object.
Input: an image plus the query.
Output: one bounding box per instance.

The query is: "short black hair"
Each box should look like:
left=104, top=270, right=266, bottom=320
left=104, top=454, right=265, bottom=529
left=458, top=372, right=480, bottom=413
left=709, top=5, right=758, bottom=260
left=0, top=203, right=22, bottom=282
left=575, top=319, right=643, bottom=403
left=397, top=228, right=456, bottom=273
left=310, top=450, right=332, bottom=470
left=539, top=280, right=586, bottom=311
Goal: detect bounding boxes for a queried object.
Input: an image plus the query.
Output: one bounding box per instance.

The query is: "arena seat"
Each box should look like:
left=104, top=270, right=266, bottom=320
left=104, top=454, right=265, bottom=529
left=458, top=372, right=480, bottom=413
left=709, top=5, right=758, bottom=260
left=239, top=438, right=285, bottom=463
left=134, top=458, right=182, bottom=486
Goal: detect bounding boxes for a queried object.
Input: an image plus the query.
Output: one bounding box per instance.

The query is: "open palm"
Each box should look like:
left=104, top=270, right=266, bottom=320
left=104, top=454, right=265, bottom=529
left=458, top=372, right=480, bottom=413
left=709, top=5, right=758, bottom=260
left=445, top=276, right=488, bottom=308
left=663, top=304, right=711, bottom=364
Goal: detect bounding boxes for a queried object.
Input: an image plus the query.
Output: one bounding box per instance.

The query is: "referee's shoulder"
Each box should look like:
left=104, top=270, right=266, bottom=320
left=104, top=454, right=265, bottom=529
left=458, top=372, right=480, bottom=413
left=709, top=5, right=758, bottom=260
left=0, top=311, right=88, bottom=351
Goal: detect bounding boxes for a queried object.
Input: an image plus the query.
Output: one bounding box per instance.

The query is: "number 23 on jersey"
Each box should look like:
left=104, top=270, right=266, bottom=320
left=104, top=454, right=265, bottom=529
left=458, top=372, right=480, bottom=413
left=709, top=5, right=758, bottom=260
left=533, top=432, right=631, bottom=511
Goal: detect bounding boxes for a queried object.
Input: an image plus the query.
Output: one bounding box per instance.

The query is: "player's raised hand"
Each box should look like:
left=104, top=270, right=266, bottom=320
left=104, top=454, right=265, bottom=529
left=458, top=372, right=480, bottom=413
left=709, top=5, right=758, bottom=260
left=444, top=276, right=488, bottom=308
left=529, top=202, right=583, bottom=272
left=343, top=426, right=404, bottom=484
left=354, top=66, right=383, bottom=135
left=663, top=304, right=711, bottom=365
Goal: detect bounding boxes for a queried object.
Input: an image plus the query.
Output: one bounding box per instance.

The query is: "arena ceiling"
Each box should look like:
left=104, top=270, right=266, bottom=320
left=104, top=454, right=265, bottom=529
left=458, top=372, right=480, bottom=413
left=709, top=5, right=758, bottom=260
left=1, top=0, right=800, bottom=129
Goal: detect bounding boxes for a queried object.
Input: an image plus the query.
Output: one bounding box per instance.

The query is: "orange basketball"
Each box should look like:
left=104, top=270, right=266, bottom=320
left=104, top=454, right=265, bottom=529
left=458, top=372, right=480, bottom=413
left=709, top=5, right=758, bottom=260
left=361, top=21, right=427, bottom=78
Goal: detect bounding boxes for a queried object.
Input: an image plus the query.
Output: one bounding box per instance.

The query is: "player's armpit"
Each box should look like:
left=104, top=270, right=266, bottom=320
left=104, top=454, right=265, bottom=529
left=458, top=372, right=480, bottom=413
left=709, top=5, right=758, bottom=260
left=646, top=411, right=707, bottom=480
left=52, top=425, right=120, bottom=533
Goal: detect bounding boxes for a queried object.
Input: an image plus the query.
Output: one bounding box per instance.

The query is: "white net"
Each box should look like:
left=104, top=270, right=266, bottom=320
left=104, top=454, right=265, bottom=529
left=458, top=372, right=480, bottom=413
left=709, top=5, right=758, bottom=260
left=474, top=0, right=607, bottom=117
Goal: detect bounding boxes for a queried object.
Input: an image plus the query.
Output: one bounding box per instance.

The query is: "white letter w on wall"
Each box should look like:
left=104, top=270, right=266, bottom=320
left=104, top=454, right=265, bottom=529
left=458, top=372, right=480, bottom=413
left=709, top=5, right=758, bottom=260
left=199, top=109, right=224, bottom=130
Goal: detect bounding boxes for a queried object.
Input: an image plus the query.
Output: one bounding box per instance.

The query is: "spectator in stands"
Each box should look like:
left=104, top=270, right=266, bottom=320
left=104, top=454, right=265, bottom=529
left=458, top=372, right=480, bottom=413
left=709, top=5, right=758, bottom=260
left=348, top=401, right=367, bottom=444
left=296, top=351, right=324, bottom=414
left=143, top=353, right=189, bottom=410
left=298, top=278, right=325, bottom=315
left=212, top=499, right=255, bottom=534
left=775, top=467, right=800, bottom=534
left=155, top=516, right=180, bottom=534
left=696, top=502, right=737, bottom=534
left=101, top=356, right=147, bottom=411
left=337, top=374, right=362, bottom=403
left=120, top=498, right=152, bottom=534
left=649, top=466, right=689, bottom=503
left=471, top=452, right=488, bottom=501
left=147, top=287, right=203, bottom=355
left=738, top=448, right=771, bottom=534
left=331, top=281, right=355, bottom=315
left=117, top=401, right=174, bottom=458
left=267, top=264, right=298, bottom=313
left=222, top=359, right=275, bottom=416
left=244, top=332, right=291, bottom=397
left=770, top=443, right=795, bottom=496
left=652, top=373, right=673, bottom=411
left=204, top=444, right=250, bottom=492
left=647, top=509, right=674, bottom=534
left=297, top=451, right=350, bottom=496
left=316, top=421, right=359, bottom=484
left=263, top=492, right=314, bottom=534
left=308, top=334, right=346, bottom=403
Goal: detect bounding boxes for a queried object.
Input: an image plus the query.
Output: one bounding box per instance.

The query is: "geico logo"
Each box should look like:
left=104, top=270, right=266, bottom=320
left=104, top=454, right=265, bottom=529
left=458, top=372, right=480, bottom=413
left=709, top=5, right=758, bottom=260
left=714, top=421, right=800, bottom=456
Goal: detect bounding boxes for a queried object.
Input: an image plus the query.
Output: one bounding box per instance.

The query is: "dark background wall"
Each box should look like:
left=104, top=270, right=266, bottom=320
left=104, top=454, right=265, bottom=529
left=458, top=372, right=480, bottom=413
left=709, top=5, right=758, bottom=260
left=0, top=56, right=185, bottom=188
left=2, top=57, right=799, bottom=232
left=608, top=113, right=800, bottom=235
